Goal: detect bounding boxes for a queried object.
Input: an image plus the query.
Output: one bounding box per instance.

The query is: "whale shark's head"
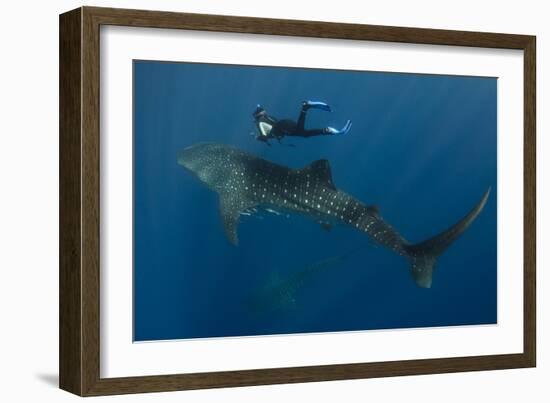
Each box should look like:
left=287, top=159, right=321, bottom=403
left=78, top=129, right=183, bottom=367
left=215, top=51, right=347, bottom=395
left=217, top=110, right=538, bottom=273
left=178, top=143, right=215, bottom=171
left=177, top=143, right=233, bottom=189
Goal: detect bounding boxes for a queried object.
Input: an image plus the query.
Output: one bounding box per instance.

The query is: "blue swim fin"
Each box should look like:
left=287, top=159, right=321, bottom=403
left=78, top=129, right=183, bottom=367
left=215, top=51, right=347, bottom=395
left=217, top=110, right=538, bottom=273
left=303, top=100, right=332, bottom=112
left=326, top=120, right=352, bottom=135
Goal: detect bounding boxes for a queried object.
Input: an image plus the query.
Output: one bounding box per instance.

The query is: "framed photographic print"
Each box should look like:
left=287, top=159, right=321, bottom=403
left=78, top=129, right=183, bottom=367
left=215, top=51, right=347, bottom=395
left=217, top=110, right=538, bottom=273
left=59, top=6, right=536, bottom=396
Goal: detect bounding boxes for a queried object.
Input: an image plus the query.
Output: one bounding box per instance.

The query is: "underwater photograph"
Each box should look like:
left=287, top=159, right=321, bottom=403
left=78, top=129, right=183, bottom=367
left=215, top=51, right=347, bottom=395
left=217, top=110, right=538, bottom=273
left=133, top=60, right=497, bottom=342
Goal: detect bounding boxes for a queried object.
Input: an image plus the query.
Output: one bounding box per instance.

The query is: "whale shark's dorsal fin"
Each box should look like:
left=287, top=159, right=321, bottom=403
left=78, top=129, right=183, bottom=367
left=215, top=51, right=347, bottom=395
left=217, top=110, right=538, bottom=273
left=219, top=193, right=257, bottom=246
left=301, top=159, right=336, bottom=190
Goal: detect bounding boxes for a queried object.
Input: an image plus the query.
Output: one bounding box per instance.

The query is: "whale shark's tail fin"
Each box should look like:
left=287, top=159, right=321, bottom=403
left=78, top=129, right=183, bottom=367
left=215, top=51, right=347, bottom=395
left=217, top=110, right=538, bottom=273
left=403, top=188, right=491, bottom=288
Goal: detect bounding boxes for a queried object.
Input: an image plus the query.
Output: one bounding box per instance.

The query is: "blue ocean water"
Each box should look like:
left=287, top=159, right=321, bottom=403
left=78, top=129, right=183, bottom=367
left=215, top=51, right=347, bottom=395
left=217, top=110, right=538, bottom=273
left=133, top=60, right=497, bottom=342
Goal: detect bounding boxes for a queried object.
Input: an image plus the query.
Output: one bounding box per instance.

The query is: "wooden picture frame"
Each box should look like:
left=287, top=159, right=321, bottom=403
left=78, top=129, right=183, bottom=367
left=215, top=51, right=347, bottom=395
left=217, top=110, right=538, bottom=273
left=59, top=6, right=536, bottom=396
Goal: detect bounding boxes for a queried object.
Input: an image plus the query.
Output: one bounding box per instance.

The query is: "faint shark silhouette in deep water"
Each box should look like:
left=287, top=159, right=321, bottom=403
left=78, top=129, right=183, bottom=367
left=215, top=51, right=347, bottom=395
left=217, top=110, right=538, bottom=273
left=248, top=246, right=366, bottom=314
left=177, top=143, right=490, bottom=288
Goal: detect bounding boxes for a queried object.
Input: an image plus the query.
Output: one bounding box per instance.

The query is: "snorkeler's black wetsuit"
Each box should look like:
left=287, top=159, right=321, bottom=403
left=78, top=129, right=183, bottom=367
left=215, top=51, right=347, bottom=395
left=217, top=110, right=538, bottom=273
left=272, top=102, right=331, bottom=138
left=253, top=101, right=351, bottom=144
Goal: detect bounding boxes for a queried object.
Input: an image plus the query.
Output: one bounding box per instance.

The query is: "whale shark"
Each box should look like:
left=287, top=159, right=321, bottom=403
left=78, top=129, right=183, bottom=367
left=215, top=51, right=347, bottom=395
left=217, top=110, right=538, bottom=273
left=248, top=245, right=366, bottom=314
left=177, top=143, right=490, bottom=288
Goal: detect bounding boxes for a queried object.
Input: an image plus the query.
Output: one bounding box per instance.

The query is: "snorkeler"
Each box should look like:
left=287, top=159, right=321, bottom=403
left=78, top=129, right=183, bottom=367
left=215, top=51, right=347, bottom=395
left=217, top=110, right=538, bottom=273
left=252, top=101, right=352, bottom=145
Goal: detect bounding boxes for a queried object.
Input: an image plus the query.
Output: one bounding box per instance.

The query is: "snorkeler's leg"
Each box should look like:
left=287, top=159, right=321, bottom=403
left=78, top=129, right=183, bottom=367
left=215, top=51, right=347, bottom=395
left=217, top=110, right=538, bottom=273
left=297, top=101, right=332, bottom=131
left=296, top=109, right=307, bottom=132
left=298, top=129, right=329, bottom=138
left=295, top=120, right=352, bottom=137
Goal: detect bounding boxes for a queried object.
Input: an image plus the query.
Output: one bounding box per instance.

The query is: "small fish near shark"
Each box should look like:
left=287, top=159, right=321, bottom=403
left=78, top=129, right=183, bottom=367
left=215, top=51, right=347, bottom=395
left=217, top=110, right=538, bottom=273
left=177, top=143, right=490, bottom=288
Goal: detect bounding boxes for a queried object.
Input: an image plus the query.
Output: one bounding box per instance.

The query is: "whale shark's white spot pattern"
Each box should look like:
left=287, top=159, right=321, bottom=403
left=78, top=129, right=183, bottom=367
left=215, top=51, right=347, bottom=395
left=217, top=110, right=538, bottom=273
left=177, top=143, right=490, bottom=287
left=178, top=143, right=410, bottom=255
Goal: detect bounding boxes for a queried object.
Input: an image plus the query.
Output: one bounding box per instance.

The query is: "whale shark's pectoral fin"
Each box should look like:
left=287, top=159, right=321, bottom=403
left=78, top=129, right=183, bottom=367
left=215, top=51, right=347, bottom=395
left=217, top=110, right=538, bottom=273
left=219, top=194, right=257, bottom=246
left=302, top=159, right=336, bottom=190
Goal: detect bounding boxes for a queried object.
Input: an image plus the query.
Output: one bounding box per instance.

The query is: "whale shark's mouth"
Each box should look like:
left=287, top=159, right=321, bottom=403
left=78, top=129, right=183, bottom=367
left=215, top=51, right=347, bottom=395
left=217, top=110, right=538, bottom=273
left=177, top=143, right=207, bottom=169
left=176, top=150, right=191, bottom=169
